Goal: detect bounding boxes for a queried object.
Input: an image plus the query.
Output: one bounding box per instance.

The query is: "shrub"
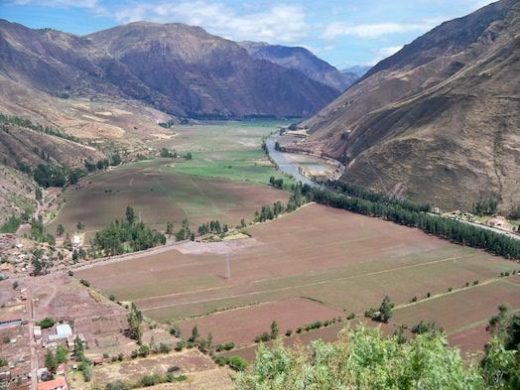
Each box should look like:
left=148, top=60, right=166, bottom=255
left=80, top=279, right=90, bottom=287
left=227, top=356, right=247, bottom=371
left=38, top=317, right=55, bottom=329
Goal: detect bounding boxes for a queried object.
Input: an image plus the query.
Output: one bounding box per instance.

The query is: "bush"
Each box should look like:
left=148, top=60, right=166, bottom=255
left=169, top=325, right=181, bottom=337
left=80, top=279, right=90, bottom=287
left=174, top=341, right=185, bottom=352
left=227, top=356, right=247, bottom=371
left=38, top=317, right=55, bottom=329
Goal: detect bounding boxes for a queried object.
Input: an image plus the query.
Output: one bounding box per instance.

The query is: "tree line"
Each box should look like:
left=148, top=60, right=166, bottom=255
left=303, top=186, right=520, bottom=260
left=0, top=112, right=81, bottom=143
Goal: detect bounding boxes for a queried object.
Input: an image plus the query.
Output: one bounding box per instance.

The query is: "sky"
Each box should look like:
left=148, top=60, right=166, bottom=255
left=0, top=0, right=496, bottom=68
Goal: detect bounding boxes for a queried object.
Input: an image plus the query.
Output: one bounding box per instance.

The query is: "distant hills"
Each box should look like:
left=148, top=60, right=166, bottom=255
left=302, top=0, right=520, bottom=212
left=241, top=42, right=357, bottom=92
left=0, top=20, right=344, bottom=119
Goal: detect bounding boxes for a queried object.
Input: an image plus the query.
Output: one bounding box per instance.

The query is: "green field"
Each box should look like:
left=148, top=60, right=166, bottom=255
left=153, top=121, right=293, bottom=184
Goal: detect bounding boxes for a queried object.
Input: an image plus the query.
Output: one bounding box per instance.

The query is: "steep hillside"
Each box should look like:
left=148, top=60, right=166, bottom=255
left=241, top=41, right=354, bottom=91
left=0, top=20, right=338, bottom=119
left=0, top=123, right=103, bottom=170
left=302, top=0, right=520, bottom=212
left=0, top=165, right=37, bottom=225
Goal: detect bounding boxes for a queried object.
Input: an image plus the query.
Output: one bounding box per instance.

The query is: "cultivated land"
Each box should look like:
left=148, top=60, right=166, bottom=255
left=48, top=121, right=290, bottom=236
left=77, top=204, right=520, bottom=355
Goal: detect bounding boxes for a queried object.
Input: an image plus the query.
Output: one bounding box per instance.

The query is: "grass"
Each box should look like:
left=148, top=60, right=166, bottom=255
left=153, top=121, right=293, bottom=185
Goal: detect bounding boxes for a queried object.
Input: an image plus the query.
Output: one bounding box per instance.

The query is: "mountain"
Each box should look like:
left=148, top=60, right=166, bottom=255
left=300, top=0, right=520, bottom=212
left=341, top=65, right=371, bottom=78
left=0, top=20, right=339, bottom=119
left=241, top=42, right=354, bottom=92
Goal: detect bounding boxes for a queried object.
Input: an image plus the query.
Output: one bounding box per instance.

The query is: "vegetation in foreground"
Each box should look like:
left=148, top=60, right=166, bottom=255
left=236, top=306, right=520, bottom=390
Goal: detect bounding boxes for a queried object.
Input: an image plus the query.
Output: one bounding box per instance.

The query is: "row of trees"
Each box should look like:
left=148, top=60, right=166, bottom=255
left=304, top=186, right=520, bottom=260
left=197, top=220, right=229, bottom=235
left=328, top=180, right=431, bottom=213
left=0, top=113, right=80, bottom=143
left=91, top=206, right=166, bottom=256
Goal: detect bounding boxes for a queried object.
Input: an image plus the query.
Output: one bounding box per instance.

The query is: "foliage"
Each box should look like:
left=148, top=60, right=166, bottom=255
left=160, top=148, right=177, bottom=158
left=236, top=327, right=484, bottom=389
left=38, top=317, right=55, bottom=329
left=411, top=321, right=440, bottom=335
left=33, top=164, right=66, bottom=187
left=304, top=186, right=520, bottom=260
left=0, top=113, right=80, bottom=143
left=175, top=219, right=192, bottom=241
left=473, top=198, right=499, bottom=216
left=92, top=206, right=166, bottom=255
left=127, top=302, right=143, bottom=344
left=44, top=350, right=57, bottom=372
left=269, top=176, right=284, bottom=189
left=482, top=305, right=520, bottom=388
left=0, top=215, right=21, bottom=233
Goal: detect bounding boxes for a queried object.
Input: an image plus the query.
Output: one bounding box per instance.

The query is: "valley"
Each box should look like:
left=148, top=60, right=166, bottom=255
left=0, top=0, right=519, bottom=388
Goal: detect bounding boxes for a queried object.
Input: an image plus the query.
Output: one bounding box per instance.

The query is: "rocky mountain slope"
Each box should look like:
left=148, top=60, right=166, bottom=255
left=302, top=0, right=520, bottom=212
left=241, top=41, right=355, bottom=92
left=0, top=20, right=338, bottom=119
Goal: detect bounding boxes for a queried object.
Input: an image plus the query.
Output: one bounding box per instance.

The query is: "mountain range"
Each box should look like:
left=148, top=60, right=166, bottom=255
left=300, top=0, right=520, bottom=212
left=0, top=20, right=346, bottom=120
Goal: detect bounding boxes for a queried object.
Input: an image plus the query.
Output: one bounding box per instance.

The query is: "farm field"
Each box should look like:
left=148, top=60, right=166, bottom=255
left=151, top=121, right=292, bottom=184
left=48, top=121, right=290, bottom=236
left=69, top=349, right=232, bottom=390
left=77, top=204, right=520, bottom=355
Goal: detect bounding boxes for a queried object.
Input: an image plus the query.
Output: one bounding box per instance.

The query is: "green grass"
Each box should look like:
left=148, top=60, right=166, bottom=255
left=153, top=121, right=294, bottom=186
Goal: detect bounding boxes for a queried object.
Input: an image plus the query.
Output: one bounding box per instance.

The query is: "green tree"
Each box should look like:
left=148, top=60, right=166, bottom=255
left=56, top=224, right=65, bottom=236
left=377, top=295, right=394, bottom=323
left=270, top=320, right=279, bottom=340
left=127, top=303, right=143, bottom=344
left=236, top=327, right=484, bottom=389
left=44, top=350, right=57, bottom=372
left=126, top=206, right=136, bottom=225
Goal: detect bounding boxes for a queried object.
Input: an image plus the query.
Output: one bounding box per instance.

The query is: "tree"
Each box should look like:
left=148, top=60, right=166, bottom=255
left=56, top=224, right=65, bottom=236
left=270, top=321, right=279, bottom=340
left=235, top=327, right=484, bottom=389
left=377, top=296, right=394, bottom=323
left=126, top=206, right=136, bottom=225
left=45, top=350, right=57, bottom=372
left=127, top=303, right=143, bottom=344
left=111, top=153, right=122, bottom=166
left=189, top=326, right=199, bottom=343
left=166, top=221, right=174, bottom=235
left=77, top=221, right=84, bottom=230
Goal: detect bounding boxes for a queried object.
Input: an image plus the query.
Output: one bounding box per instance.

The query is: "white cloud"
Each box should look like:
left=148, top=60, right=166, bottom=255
left=363, top=45, right=404, bottom=66
left=113, top=1, right=309, bottom=44
left=322, top=22, right=434, bottom=39
left=12, top=0, right=98, bottom=8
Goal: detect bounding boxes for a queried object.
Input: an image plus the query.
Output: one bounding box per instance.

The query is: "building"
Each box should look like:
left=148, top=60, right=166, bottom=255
left=37, top=377, right=68, bottom=390
left=48, top=324, right=72, bottom=342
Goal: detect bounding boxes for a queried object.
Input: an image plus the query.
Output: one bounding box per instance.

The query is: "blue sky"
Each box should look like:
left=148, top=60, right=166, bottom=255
left=1, top=0, right=495, bottom=68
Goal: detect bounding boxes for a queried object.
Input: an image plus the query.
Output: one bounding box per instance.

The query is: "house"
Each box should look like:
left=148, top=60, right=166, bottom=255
left=37, top=377, right=68, bottom=390
left=48, top=323, right=73, bottom=342
left=34, top=326, right=42, bottom=339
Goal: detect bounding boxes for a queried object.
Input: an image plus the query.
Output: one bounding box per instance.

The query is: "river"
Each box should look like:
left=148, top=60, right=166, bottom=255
left=265, top=133, right=322, bottom=188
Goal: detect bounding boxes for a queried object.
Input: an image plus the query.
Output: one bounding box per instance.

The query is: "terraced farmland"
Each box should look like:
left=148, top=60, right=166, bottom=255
left=77, top=204, right=520, bottom=355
